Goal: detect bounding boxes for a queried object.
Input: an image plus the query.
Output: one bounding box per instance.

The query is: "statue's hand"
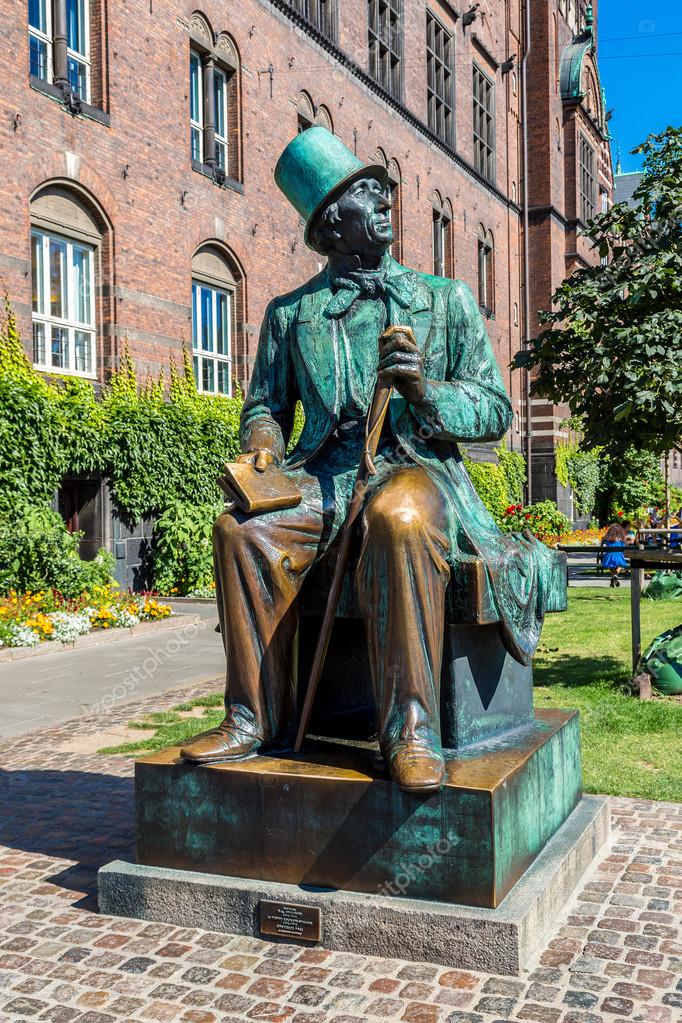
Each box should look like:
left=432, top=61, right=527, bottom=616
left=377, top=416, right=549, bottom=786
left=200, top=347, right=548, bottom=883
left=237, top=449, right=276, bottom=473
left=378, top=326, right=427, bottom=405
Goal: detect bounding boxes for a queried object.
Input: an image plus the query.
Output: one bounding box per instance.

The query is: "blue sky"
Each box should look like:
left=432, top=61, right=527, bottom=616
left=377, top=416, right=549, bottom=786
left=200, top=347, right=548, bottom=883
left=597, top=0, right=682, bottom=173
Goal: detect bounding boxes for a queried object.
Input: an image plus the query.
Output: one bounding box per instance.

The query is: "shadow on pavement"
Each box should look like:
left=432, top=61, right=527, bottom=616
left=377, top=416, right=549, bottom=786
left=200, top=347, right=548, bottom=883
left=0, top=768, right=134, bottom=902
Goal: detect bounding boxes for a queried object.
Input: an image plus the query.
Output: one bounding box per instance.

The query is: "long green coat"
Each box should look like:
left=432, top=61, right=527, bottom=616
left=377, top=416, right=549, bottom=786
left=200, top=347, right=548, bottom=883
left=241, top=255, right=566, bottom=665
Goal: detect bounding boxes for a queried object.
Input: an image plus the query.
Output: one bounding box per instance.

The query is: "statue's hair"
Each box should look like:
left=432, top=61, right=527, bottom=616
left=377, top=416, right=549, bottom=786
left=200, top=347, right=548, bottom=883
left=308, top=200, right=342, bottom=255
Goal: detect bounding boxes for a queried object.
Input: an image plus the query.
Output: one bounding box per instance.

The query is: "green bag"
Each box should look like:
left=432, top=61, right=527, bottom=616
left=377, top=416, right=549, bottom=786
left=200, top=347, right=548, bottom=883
left=639, top=624, right=682, bottom=695
left=644, top=571, right=682, bottom=601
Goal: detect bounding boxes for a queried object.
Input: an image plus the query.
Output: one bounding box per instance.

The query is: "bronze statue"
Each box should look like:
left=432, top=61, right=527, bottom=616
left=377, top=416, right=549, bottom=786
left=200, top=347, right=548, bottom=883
left=181, top=127, right=563, bottom=792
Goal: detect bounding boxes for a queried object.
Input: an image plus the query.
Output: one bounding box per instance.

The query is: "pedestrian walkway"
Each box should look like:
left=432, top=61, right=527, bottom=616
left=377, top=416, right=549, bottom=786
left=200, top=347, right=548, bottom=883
left=0, top=603, right=223, bottom=740
left=0, top=680, right=680, bottom=1023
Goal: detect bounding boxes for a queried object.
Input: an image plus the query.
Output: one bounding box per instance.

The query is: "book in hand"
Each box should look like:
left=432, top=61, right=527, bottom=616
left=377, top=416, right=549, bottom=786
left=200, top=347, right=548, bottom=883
left=217, top=461, right=303, bottom=514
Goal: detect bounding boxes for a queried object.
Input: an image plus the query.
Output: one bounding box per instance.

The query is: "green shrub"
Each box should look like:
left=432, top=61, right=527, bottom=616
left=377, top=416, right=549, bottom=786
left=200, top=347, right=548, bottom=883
left=0, top=505, right=114, bottom=597
left=497, top=440, right=526, bottom=505
left=463, top=458, right=508, bottom=523
left=153, top=499, right=223, bottom=596
left=555, top=441, right=601, bottom=517
left=501, top=500, right=570, bottom=543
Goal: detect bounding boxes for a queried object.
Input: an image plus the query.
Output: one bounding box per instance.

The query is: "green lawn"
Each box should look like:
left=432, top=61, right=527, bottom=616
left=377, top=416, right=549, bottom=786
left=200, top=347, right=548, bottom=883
left=534, top=588, right=682, bottom=802
left=102, top=588, right=682, bottom=803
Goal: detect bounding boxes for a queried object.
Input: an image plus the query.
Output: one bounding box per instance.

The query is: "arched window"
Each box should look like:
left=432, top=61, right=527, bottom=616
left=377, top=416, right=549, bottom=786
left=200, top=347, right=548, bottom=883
left=189, top=14, right=242, bottom=181
left=387, top=158, right=403, bottom=264
left=432, top=192, right=453, bottom=278
left=297, top=91, right=315, bottom=133
left=477, top=225, right=494, bottom=315
left=315, top=104, right=334, bottom=133
left=296, top=93, right=334, bottom=134
left=30, top=184, right=110, bottom=378
left=192, top=244, right=244, bottom=396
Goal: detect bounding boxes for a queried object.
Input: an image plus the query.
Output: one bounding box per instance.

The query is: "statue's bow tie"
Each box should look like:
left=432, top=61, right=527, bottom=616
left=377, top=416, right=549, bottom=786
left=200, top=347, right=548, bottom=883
left=325, top=270, right=412, bottom=317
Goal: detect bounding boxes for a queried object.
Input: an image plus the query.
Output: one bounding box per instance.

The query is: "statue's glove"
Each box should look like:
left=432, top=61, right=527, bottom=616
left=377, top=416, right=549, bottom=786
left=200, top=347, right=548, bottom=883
left=378, top=326, right=427, bottom=405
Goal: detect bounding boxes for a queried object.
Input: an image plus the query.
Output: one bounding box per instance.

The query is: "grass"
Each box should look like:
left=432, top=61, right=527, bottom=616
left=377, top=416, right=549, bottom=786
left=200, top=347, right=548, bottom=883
left=534, top=588, right=682, bottom=803
left=101, top=588, right=682, bottom=802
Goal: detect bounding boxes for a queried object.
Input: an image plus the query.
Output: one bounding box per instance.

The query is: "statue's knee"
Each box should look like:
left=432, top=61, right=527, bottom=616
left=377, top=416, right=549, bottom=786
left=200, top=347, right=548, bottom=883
left=213, top=511, right=243, bottom=552
left=365, top=492, right=424, bottom=542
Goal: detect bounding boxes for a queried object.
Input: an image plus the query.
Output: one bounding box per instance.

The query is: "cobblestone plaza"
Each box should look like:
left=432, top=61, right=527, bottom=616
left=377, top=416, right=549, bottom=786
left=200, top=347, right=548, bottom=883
left=1, top=680, right=680, bottom=1023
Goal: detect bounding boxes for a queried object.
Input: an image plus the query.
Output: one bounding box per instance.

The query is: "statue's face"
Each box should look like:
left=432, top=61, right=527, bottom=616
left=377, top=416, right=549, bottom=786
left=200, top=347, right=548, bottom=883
left=330, top=176, right=393, bottom=256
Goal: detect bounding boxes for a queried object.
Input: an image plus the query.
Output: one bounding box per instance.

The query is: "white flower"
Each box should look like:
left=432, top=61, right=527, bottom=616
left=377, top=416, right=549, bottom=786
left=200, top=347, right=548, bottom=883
left=48, top=611, right=92, bottom=644
left=9, top=624, right=40, bottom=648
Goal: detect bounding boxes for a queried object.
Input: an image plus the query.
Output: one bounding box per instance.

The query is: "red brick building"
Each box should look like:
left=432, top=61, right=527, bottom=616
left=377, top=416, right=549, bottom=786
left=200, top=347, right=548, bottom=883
left=525, top=0, right=613, bottom=510
left=1, top=0, right=612, bottom=528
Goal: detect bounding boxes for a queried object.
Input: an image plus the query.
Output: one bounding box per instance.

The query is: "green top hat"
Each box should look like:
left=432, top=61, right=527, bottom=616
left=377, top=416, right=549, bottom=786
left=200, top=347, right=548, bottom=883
left=274, top=126, right=388, bottom=251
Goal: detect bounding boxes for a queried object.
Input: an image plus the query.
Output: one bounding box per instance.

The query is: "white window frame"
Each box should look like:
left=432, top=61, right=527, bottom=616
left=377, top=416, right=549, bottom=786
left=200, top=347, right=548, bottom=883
left=28, top=0, right=53, bottom=82
left=214, top=65, right=229, bottom=172
left=432, top=212, right=446, bottom=277
left=66, top=0, right=91, bottom=102
left=192, top=280, right=233, bottom=397
left=190, top=49, right=204, bottom=163
left=31, top=228, right=97, bottom=379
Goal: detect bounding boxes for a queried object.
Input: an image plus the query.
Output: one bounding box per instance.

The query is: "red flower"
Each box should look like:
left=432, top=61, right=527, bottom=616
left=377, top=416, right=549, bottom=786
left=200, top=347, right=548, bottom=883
left=525, top=513, right=531, bottom=519
left=516, top=504, right=523, bottom=511
left=617, top=511, right=623, bottom=517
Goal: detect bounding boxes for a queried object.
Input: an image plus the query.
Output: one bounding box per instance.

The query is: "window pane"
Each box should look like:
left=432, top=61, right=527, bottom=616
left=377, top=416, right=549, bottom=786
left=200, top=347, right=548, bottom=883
left=216, top=139, right=227, bottom=170
left=193, top=354, right=199, bottom=387
left=218, top=362, right=231, bottom=395
left=29, top=34, right=48, bottom=78
left=71, top=246, right=92, bottom=325
left=32, top=234, right=44, bottom=314
left=200, top=287, right=213, bottom=351
left=214, top=69, right=226, bottom=138
left=74, top=330, right=92, bottom=373
left=33, top=322, right=46, bottom=365
left=66, top=0, right=86, bottom=56
left=67, top=57, right=87, bottom=99
left=49, top=239, right=66, bottom=319
left=190, top=52, right=201, bottom=122
left=29, top=0, right=47, bottom=31
left=191, top=126, right=202, bottom=162
left=51, top=326, right=69, bottom=369
left=202, top=358, right=215, bottom=393
left=216, top=292, right=229, bottom=356
left=191, top=282, right=200, bottom=349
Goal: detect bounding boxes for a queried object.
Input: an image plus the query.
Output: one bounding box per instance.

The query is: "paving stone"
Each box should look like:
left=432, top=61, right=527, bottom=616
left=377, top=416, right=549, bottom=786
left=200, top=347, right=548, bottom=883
left=600, top=996, right=634, bottom=1015
left=563, top=990, right=599, bottom=1008
left=1, top=684, right=681, bottom=1023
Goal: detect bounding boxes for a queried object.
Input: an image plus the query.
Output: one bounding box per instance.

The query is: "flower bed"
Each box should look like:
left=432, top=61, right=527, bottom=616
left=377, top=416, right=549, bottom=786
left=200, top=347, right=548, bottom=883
left=0, top=586, right=172, bottom=648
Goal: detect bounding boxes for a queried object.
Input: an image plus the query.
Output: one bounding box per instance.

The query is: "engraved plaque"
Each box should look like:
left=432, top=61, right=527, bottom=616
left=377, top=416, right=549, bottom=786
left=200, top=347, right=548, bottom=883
left=259, top=900, right=321, bottom=943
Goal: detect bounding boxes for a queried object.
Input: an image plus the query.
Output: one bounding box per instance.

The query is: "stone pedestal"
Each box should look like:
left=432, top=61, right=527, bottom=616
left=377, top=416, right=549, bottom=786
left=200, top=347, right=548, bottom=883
left=99, top=795, right=609, bottom=975
left=133, top=709, right=581, bottom=909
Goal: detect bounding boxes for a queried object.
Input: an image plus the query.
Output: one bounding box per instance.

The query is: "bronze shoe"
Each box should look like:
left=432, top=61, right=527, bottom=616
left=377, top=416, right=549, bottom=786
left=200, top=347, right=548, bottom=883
left=180, top=716, right=262, bottom=763
left=384, top=741, right=446, bottom=793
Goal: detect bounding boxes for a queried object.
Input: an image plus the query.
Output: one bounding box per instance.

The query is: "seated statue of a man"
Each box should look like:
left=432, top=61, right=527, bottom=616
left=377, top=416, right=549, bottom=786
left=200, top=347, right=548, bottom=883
left=181, top=127, right=560, bottom=792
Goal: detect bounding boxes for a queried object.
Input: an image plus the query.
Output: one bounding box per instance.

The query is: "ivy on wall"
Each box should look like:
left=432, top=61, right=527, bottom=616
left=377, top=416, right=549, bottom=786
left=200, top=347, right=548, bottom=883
left=555, top=441, right=602, bottom=518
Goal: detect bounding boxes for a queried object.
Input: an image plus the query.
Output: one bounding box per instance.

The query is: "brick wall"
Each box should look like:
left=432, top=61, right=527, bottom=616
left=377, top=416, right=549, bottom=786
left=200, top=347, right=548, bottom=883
left=0, top=0, right=612, bottom=485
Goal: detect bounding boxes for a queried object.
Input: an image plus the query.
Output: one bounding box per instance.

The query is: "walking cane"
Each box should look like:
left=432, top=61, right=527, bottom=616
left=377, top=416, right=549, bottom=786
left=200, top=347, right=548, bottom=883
left=293, top=326, right=410, bottom=753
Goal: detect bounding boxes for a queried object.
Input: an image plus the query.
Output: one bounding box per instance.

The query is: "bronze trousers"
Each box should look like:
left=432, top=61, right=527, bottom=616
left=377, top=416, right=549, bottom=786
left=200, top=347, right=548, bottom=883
left=213, top=464, right=451, bottom=750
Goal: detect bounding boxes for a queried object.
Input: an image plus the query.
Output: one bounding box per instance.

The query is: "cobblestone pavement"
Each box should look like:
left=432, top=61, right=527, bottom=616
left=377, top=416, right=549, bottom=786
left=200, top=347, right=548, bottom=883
left=0, top=683, right=681, bottom=1023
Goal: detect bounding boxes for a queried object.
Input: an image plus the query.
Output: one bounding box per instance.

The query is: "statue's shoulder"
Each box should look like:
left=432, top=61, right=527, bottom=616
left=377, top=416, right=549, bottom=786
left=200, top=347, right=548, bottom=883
left=268, top=269, right=329, bottom=319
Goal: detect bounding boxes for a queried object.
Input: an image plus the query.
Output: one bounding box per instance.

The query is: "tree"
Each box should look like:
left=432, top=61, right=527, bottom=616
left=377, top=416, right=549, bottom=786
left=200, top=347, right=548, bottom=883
left=514, top=126, right=682, bottom=459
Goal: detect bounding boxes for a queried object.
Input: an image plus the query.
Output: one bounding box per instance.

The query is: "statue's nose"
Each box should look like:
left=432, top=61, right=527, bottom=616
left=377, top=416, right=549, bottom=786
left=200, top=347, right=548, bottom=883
left=377, top=194, right=392, bottom=213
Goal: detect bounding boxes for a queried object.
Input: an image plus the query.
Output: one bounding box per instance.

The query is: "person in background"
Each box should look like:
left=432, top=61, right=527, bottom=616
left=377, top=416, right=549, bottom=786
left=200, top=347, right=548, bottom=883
left=602, top=522, right=628, bottom=587
left=623, top=520, right=637, bottom=545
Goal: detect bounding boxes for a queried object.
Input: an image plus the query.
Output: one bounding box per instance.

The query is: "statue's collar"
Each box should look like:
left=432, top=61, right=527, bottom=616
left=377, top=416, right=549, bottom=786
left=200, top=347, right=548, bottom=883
left=323, top=253, right=416, bottom=317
